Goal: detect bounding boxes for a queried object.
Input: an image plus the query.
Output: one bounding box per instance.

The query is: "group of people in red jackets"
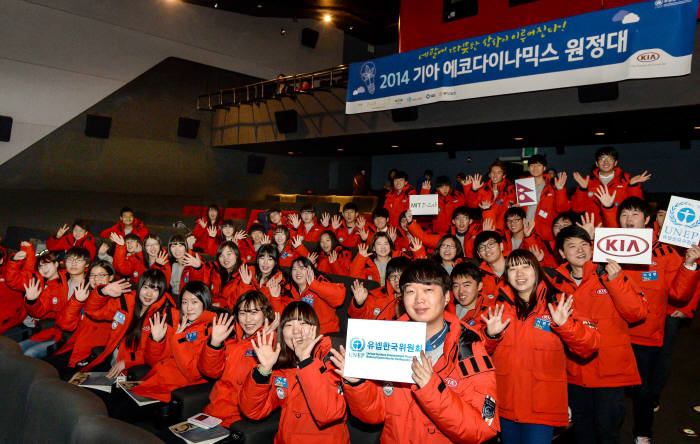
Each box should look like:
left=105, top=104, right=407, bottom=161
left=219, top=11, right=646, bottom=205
left=0, top=146, right=698, bottom=444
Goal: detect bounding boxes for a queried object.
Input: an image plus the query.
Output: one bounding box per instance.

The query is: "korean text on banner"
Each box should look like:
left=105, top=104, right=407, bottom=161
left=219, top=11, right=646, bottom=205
left=515, top=177, right=538, bottom=207
left=344, top=319, right=426, bottom=384
left=410, top=194, right=439, bottom=215
left=593, top=227, right=653, bottom=265
left=658, top=195, right=700, bottom=248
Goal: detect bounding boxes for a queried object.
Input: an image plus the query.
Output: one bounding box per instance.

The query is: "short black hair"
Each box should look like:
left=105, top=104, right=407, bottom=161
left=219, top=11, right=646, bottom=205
left=424, top=169, right=433, bottom=176
left=450, top=262, right=482, bottom=284
left=528, top=154, right=547, bottom=167
left=343, top=203, right=358, bottom=212
left=125, top=233, right=141, bottom=244
left=386, top=256, right=411, bottom=278
left=474, top=231, right=503, bottom=251
left=120, top=207, right=134, bottom=216
left=399, top=259, right=451, bottom=294
left=504, top=207, right=526, bottom=222
left=180, top=281, right=213, bottom=311
left=300, top=204, right=315, bottom=214
left=248, top=224, right=266, bottom=235
left=394, top=170, right=408, bottom=180
left=451, top=206, right=471, bottom=220
left=435, top=175, right=451, bottom=188
left=372, top=208, right=389, bottom=219
left=595, top=146, right=618, bottom=161
left=65, top=247, right=90, bottom=264
left=555, top=225, right=591, bottom=252
left=617, top=197, right=652, bottom=225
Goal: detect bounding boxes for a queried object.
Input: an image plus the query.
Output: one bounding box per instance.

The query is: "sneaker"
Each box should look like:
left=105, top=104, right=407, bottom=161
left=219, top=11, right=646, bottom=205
left=634, top=437, right=651, bottom=444
left=693, top=405, right=700, bottom=414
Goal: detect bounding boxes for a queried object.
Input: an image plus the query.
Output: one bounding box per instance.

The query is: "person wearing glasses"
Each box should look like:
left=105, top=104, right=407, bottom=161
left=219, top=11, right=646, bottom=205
left=405, top=207, right=482, bottom=260
left=481, top=207, right=542, bottom=257
left=473, top=231, right=508, bottom=309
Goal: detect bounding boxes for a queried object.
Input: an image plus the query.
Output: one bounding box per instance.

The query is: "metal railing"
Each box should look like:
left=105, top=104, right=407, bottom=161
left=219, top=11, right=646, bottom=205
left=197, top=65, right=350, bottom=111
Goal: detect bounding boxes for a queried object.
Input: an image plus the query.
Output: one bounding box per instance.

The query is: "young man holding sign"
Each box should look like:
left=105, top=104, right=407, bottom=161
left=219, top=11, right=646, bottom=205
left=330, top=259, right=499, bottom=444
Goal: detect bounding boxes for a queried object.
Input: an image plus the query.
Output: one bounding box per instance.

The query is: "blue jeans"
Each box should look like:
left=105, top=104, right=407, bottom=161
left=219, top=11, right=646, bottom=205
left=19, top=339, right=55, bottom=359
left=500, top=418, right=554, bottom=444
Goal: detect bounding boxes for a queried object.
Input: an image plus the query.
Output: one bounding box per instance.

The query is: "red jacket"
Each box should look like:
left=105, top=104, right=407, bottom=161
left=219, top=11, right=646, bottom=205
left=297, top=245, right=351, bottom=276
left=131, top=309, right=216, bottom=402
left=201, top=261, right=242, bottom=309
left=446, top=295, right=488, bottom=329
left=193, top=219, right=221, bottom=256
left=571, top=167, right=643, bottom=222
left=0, top=260, right=28, bottom=335
left=292, top=221, right=324, bottom=243
left=236, top=239, right=258, bottom=263
left=277, top=243, right=305, bottom=268
left=479, top=262, right=507, bottom=309
left=235, top=266, right=292, bottom=314
left=540, top=240, right=564, bottom=269
left=668, top=261, right=700, bottom=318
left=407, top=219, right=481, bottom=259
left=239, top=337, right=350, bottom=444
left=344, top=311, right=499, bottom=443
left=347, top=286, right=399, bottom=321
left=384, top=185, right=417, bottom=227
left=349, top=253, right=406, bottom=285
left=333, top=222, right=364, bottom=249
left=527, top=176, right=570, bottom=242
left=288, top=276, right=345, bottom=334
left=420, top=187, right=467, bottom=234
left=53, top=295, right=113, bottom=367
left=46, top=232, right=97, bottom=261
left=545, top=261, right=647, bottom=387
left=199, top=334, right=261, bottom=427
left=484, top=282, right=599, bottom=427
left=81, top=287, right=172, bottom=372
left=113, top=245, right=171, bottom=286
left=99, top=218, right=149, bottom=241
left=466, top=180, right=515, bottom=232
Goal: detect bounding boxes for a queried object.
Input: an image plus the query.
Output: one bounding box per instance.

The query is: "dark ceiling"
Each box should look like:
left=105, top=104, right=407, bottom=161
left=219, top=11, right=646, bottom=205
left=182, top=0, right=400, bottom=44
left=218, top=104, right=700, bottom=157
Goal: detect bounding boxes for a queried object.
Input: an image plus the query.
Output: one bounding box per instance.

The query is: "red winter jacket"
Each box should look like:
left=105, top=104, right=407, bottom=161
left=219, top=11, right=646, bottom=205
left=527, top=176, right=570, bottom=242
left=193, top=219, right=221, bottom=256
left=235, top=266, right=293, bottom=314
left=344, top=311, right=499, bottom=443
left=0, top=260, right=28, bottom=335
left=384, top=185, right=417, bottom=227
left=113, top=245, right=171, bottom=286
left=545, top=261, right=647, bottom=387
left=277, top=243, right=305, bottom=268
left=239, top=337, right=350, bottom=444
left=297, top=245, right=351, bottom=276
left=668, top=260, right=700, bottom=318
left=571, top=167, right=643, bottom=222
left=291, top=221, right=325, bottom=243
left=131, top=309, right=216, bottom=402
left=333, top=222, right=363, bottom=249
left=288, top=276, right=345, bottom=334
left=46, top=232, right=97, bottom=261
left=347, top=285, right=399, bottom=321
left=479, top=261, right=507, bottom=309
left=407, top=219, right=481, bottom=259
left=201, top=261, right=242, bottom=309
left=446, top=294, right=489, bottom=329
left=484, top=282, right=599, bottom=427
left=420, top=187, right=467, bottom=235
left=466, top=180, right=515, bottom=232
left=99, top=218, right=149, bottom=241
left=54, top=295, right=112, bottom=367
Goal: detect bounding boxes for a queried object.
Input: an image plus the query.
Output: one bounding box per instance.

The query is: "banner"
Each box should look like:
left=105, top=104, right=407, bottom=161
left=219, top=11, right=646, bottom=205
left=346, top=0, right=698, bottom=114
left=593, top=227, right=653, bottom=265
left=344, top=319, right=426, bottom=384
left=658, top=195, right=700, bottom=248
left=409, top=194, right=440, bottom=215
left=515, top=177, right=538, bottom=207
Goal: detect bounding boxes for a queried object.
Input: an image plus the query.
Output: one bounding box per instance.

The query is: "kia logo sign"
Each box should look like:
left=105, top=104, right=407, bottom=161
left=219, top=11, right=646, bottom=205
left=596, top=234, right=650, bottom=257
left=637, top=52, right=660, bottom=63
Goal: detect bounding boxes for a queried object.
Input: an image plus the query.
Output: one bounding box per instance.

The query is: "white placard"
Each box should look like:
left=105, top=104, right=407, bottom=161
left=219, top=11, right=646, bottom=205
left=593, top=228, right=653, bottom=265
left=515, top=177, right=538, bottom=207
left=344, top=319, right=426, bottom=384
left=409, top=194, right=439, bottom=215
left=658, top=195, right=700, bottom=248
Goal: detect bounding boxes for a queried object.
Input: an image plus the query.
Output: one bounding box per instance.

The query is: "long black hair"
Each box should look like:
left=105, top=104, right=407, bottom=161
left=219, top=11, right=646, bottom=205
left=215, top=241, right=242, bottom=286
left=274, top=301, right=321, bottom=370
left=505, top=249, right=557, bottom=320
left=142, top=234, right=163, bottom=268
left=180, top=281, right=213, bottom=312
left=255, top=244, right=280, bottom=284
left=124, top=269, right=168, bottom=349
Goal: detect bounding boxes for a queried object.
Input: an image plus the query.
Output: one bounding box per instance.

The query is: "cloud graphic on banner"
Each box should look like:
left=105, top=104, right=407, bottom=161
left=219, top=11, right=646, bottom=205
left=352, top=86, right=366, bottom=96
left=622, top=13, right=640, bottom=24
left=612, top=10, right=629, bottom=22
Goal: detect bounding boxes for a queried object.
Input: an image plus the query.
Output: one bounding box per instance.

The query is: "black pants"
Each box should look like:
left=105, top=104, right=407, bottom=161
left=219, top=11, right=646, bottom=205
left=651, top=315, right=683, bottom=406
left=568, top=384, right=626, bottom=444
left=631, top=344, right=663, bottom=438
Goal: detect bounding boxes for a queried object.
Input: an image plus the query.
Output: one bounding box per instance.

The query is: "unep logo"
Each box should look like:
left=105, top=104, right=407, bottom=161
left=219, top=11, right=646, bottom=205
left=669, top=202, right=700, bottom=228
left=350, top=338, right=366, bottom=352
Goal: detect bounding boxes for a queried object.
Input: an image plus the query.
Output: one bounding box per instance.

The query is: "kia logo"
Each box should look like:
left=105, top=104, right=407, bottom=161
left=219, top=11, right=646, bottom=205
left=637, top=52, right=660, bottom=62
left=596, top=234, right=650, bottom=257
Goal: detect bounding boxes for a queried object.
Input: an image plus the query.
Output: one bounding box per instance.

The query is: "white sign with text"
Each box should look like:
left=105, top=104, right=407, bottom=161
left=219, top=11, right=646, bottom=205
left=409, top=194, right=439, bottom=215
left=658, top=195, right=700, bottom=248
left=593, top=228, right=653, bottom=265
left=344, top=319, right=426, bottom=384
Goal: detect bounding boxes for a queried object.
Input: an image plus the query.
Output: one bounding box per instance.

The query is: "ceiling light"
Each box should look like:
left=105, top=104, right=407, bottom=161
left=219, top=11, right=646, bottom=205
left=257, top=4, right=263, bottom=8
left=214, top=2, right=218, bottom=7
left=288, top=151, right=294, bottom=155
left=435, top=142, right=444, bottom=146
left=513, top=137, right=524, bottom=141
left=337, top=148, right=344, bottom=152
left=323, top=14, right=332, bottom=22
left=694, top=126, right=700, bottom=130
left=594, top=131, right=605, bottom=136
left=391, top=145, right=399, bottom=148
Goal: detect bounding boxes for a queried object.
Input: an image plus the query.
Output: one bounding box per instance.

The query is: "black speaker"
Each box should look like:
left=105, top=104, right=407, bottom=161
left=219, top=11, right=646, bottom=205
left=275, top=110, right=298, bottom=133
left=301, top=28, right=319, bottom=49
left=247, top=155, right=266, bottom=174
left=578, top=82, right=619, bottom=103
left=391, top=107, right=418, bottom=122
left=85, top=115, right=112, bottom=138
left=178, top=117, right=200, bottom=139
left=0, top=115, right=12, bottom=142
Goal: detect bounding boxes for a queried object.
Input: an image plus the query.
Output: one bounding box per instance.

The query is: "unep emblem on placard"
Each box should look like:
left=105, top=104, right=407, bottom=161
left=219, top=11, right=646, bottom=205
left=669, top=201, right=699, bottom=228
left=350, top=337, right=366, bottom=352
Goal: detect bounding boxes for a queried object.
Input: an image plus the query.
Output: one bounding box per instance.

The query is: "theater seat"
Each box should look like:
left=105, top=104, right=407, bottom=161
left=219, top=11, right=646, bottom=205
left=72, top=415, right=163, bottom=444
left=230, top=409, right=281, bottom=443
left=0, top=336, right=20, bottom=356
left=169, top=381, right=216, bottom=422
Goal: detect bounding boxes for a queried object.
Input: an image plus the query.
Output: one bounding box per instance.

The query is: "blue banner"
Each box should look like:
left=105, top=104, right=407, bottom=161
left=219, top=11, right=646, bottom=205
left=345, top=0, right=698, bottom=114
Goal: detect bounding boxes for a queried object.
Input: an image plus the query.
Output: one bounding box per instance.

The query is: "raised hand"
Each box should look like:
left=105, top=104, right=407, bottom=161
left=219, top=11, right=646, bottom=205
left=155, top=250, right=169, bottom=266
left=629, top=170, right=652, bottom=186
left=422, top=180, right=431, bottom=191
left=554, top=172, right=568, bottom=190
left=288, top=213, right=301, bottom=229
left=260, top=234, right=271, bottom=245
left=528, top=245, right=545, bottom=262
left=24, top=277, right=42, bottom=301
left=98, top=243, right=110, bottom=256
left=110, top=232, right=125, bottom=246
left=304, top=267, right=315, bottom=287
left=149, top=312, right=168, bottom=342
left=291, top=235, right=303, bottom=249
left=56, top=224, right=70, bottom=238
left=359, top=226, right=369, bottom=242
left=239, top=265, right=252, bottom=285
left=471, top=174, right=484, bottom=191
left=233, top=230, right=247, bottom=243
left=13, top=250, right=27, bottom=261
left=405, top=209, right=413, bottom=224
left=409, top=236, right=423, bottom=253
left=576, top=212, right=600, bottom=240
left=331, top=215, right=342, bottom=230
left=594, top=184, right=616, bottom=208
left=351, top=279, right=369, bottom=305
left=207, top=226, right=218, bottom=238
left=684, top=245, right=700, bottom=268
left=175, top=312, right=189, bottom=335
left=320, top=212, right=331, bottom=228
left=308, top=252, right=319, bottom=266
left=479, top=200, right=493, bottom=210
left=210, top=313, right=235, bottom=347
left=605, top=259, right=622, bottom=281
left=328, top=345, right=359, bottom=383
left=356, top=217, right=366, bottom=230
left=411, top=351, right=434, bottom=388
left=481, top=304, right=511, bottom=337
left=460, top=175, right=473, bottom=187
left=186, top=234, right=196, bottom=250
left=267, top=275, right=281, bottom=298
left=182, top=252, right=202, bottom=269
left=548, top=294, right=574, bottom=327
left=293, top=326, right=322, bottom=361
left=101, top=279, right=132, bottom=298
left=482, top=218, right=496, bottom=232
left=198, top=217, right=207, bottom=229
left=357, top=243, right=370, bottom=258
left=263, top=312, right=281, bottom=335
left=387, top=226, right=398, bottom=243
left=73, top=279, right=90, bottom=302
left=523, top=219, right=536, bottom=237
left=572, top=172, right=590, bottom=189
left=252, top=330, right=281, bottom=373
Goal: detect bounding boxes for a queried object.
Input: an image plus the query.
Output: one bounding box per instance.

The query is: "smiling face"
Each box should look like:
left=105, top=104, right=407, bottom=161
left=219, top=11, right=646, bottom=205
left=273, top=230, right=288, bottom=247
left=477, top=239, right=504, bottom=264
left=373, top=216, right=388, bottom=231
left=452, top=275, right=482, bottom=308
left=559, top=237, right=592, bottom=268
left=393, top=177, right=406, bottom=192
left=319, top=233, right=333, bottom=253
left=238, top=301, right=265, bottom=337
left=139, top=281, right=161, bottom=307
left=453, top=213, right=471, bottom=233
left=170, top=242, right=186, bottom=260
left=373, top=236, right=392, bottom=258
left=596, top=154, right=617, bottom=174
left=505, top=215, right=524, bottom=235
left=438, top=238, right=458, bottom=261
left=218, top=246, right=239, bottom=272
left=250, top=230, right=264, bottom=245
left=144, top=238, right=160, bottom=258
left=181, top=291, right=204, bottom=323
left=120, top=211, right=134, bottom=227
left=402, top=282, right=449, bottom=327
left=282, top=316, right=317, bottom=351
left=291, top=262, right=308, bottom=286
left=72, top=225, right=87, bottom=240
left=258, top=254, right=275, bottom=276
left=528, top=162, right=546, bottom=178
left=126, top=238, right=140, bottom=254
left=38, top=260, right=59, bottom=279
left=552, top=218, right=573, bottom=237
left=269, top=211, right=282, bottom=225
left=301, top=211, right=314, bottom=224
left=221, top=225, right=234, bottom=238
left=64, top=255, right=87, bottom=276
left=619, top=208, right=650, bottom=229
left=507, top=262, right=537, bottom=300
left=88, top=265, right=112, bottom=288
left=489, top=166, right=505, bottom=185
left=208, top=207, right=219, bottom=223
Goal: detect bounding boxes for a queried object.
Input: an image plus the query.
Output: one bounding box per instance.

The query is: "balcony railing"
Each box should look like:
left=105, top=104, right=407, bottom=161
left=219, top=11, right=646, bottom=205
left=197, top=65, right=349, bottom=111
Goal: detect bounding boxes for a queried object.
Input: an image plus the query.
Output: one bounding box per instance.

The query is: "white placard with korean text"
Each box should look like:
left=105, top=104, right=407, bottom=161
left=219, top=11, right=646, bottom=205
left=409, top=194, right=439, bottom=215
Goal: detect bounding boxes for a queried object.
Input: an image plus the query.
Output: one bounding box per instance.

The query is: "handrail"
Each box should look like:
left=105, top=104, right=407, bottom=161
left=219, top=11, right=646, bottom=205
left=197, top=64, right=350, bottom=111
